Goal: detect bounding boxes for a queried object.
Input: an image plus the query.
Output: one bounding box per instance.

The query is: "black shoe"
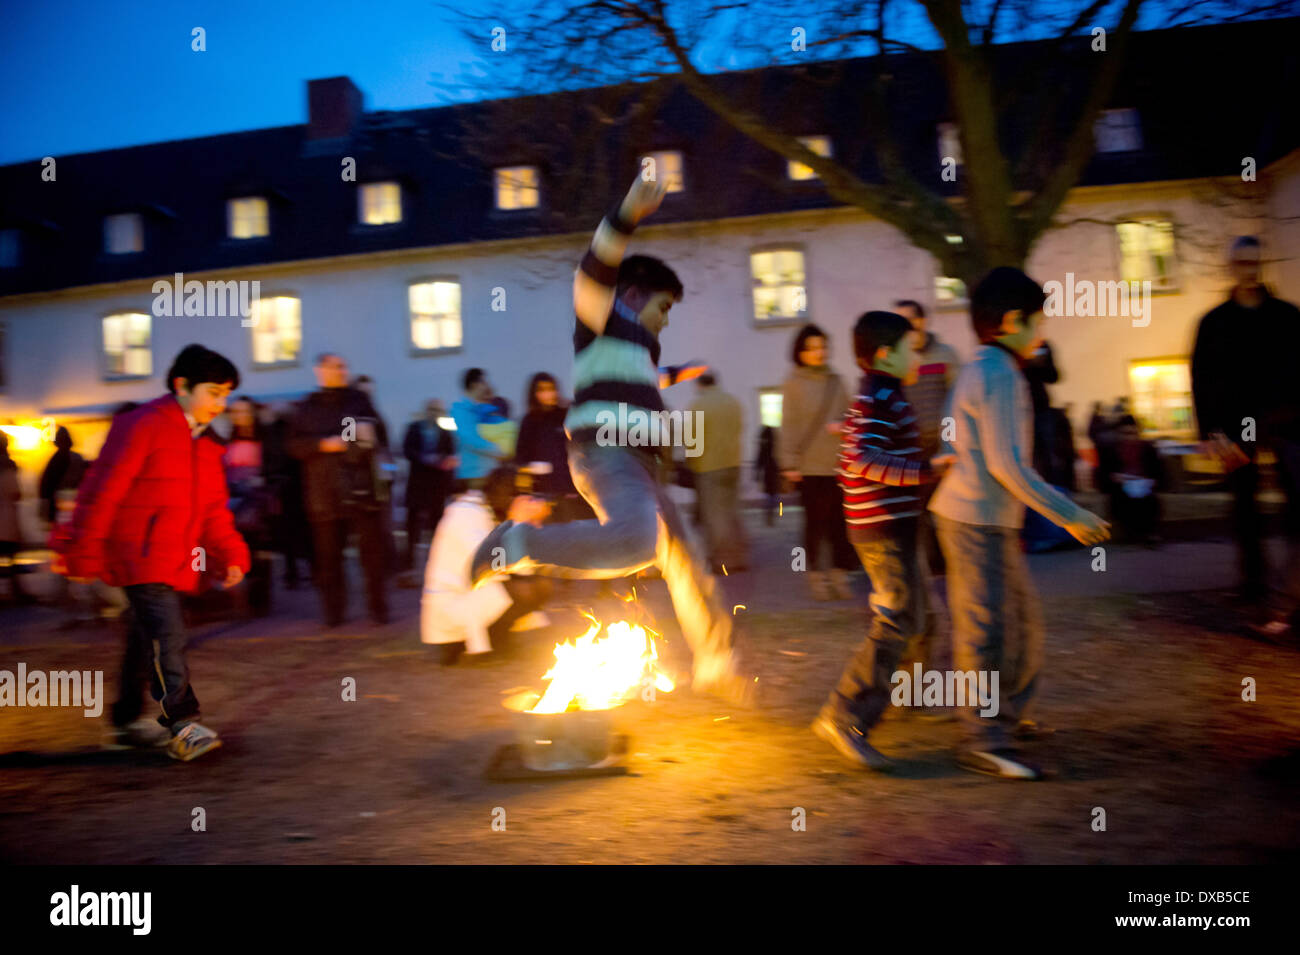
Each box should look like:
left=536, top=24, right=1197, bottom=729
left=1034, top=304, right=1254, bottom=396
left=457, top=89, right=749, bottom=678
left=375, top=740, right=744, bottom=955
left=811, top=711, right=893, bottom=770
left=469, top=520, right=516, bottom=590
left=957, top=747, right=1043, bottom=780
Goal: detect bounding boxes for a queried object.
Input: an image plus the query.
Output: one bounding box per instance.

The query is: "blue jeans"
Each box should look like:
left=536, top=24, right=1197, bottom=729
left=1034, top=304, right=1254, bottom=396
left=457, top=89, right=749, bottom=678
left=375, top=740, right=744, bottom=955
left=111, top=583, right=200, bottom=731
left=508, top=442, right=734, bottom=671
left=825, top=524, right=929, bottom=730
left=935, top=515, right=1043, bottom=750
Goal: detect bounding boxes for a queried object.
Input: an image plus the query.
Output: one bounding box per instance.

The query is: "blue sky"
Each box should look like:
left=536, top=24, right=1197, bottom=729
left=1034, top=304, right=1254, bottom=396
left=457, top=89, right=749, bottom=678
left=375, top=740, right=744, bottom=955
left=0, top=0, right=492, bottom=164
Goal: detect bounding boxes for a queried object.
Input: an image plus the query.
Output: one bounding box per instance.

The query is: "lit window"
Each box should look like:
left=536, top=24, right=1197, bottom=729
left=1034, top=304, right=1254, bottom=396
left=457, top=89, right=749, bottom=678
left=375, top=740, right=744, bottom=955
left=410, top=281, right=463, bottom=352
left=102, top=312, right=152, bottom=377
left=248, top=296, right=302, bottom=366
left=787, top=136, right=831, bottom=181
left=1129, top=358, right=1193, bottom=437
left=494, top=167, right=539, bottom=210
left=1117, top=218, right=1177, bottom=291
left=937, top=123, right=963, bottom=166
left=751, top=248, right=807, bottom=321
left=1095, top=108, right=1142, bottom=153
left=935, top=235, right=968, bottom=306
left=759, top=389, right=783, bottom=429
left=0, top=229, right=18, bottom=268
left=359, top=182, right=402, bottom=225
left=641, top=152, right=685, bottom=193
left=228, top=197, right=269, bottom=239
left=104, top=214, right=143, bottom=254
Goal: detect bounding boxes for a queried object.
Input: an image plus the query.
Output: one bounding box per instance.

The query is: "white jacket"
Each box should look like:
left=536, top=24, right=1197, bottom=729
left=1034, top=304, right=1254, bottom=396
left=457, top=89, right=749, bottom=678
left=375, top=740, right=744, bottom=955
left=420, top=491, right=511, bottom=653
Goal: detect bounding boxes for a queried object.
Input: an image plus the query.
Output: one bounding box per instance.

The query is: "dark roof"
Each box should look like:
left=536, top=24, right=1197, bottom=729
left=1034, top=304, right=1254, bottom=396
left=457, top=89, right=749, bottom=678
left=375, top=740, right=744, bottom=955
left=1, top=16, right=1296, bottom=298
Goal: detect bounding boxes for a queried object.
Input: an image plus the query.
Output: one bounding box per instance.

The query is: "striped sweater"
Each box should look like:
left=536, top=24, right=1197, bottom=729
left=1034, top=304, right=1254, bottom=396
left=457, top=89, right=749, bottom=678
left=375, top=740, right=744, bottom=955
left=564, top=209, right=666, bottom=447
left=838, top=371, right=934, bottom=540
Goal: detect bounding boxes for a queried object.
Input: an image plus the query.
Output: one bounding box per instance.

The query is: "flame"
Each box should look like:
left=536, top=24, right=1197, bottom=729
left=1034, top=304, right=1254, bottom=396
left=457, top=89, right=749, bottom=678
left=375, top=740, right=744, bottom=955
left=529, top=615, right=674, bottom=714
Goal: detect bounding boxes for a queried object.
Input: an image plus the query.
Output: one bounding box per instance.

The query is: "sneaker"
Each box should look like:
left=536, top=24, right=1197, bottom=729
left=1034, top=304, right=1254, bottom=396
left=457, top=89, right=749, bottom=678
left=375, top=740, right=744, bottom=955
left=1247, top=617, right=1296, bottom=646
left=1012, top=719, right=1055, bottom=740
left=166, top=722, right=223, bottom=762
left=807, top=571, right=832, bottom=602
left=103, top=719, right=170, bottom=751
left=957, top=747, right=1042, bottom=780
left=811, top=712, right=893, bottom=771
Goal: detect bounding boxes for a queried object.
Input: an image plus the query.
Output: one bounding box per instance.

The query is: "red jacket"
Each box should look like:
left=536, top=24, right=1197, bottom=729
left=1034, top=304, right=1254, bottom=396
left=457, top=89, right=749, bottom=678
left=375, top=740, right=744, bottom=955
left=64, top=395, right=249, bottom=592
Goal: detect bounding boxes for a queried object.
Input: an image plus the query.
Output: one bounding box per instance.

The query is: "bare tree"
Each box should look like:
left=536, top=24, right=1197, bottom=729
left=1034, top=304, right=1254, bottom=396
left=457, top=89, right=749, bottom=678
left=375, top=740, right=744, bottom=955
left=438, top=0, right=1295, bottom=287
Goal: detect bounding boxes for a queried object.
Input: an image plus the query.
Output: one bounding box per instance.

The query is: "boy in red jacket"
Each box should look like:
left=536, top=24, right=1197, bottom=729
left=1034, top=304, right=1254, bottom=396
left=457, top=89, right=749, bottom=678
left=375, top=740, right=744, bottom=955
left=63, top=345, right=249, bottom=761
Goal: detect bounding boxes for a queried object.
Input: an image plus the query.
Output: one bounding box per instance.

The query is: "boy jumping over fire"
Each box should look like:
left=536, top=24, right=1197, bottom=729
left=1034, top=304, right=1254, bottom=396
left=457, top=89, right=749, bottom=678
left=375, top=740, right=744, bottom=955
left=470, top=174, right=754, bottom=705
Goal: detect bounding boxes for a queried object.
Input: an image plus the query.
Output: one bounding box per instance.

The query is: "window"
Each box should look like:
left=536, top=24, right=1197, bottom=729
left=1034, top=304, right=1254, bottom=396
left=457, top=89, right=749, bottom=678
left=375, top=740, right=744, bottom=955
left=359, top=182, right=402, bottom=225
left=937, top=122, right=963, bottom=166
left=1117, top=218, right=1177, bottom=291
left=104, top=214, right=143, bottom=254
left=0, top=229, right=18, bottom=268
left=642, top=151, right=685, bottom=193
left=1129, top=358, right=1193, bottom=437
left=410, top=280, right=463, bottom=352
left=935, top=235, right=968, bottom=306
left=228, top=197, right=269, bottom=239
left=494, top=167, right=539, bottom=210
left=787, top=136, right=831, bottom=181
left=759, top=389, right=783, bottom=429
left=1095, top=108, right=1142, bottom=153
left=750, top=248, right=807, bottom=322
left=248, top=296, right=302, bottom=366
left=102, top=312, right=151, bottom=377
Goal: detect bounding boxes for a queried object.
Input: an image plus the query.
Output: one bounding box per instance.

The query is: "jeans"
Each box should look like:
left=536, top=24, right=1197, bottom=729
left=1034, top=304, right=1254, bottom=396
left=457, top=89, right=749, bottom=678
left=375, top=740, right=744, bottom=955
left=694, top=466, right=750, bottom=568
left=508, top=441, right=735, bottom=673
left=825, top=524, right=928, bottom=730
left=935, top=515, right=1044, bottom=751
left=799, top=475, right=856, bottom=571
left=111, top=583, right=199, bottom=731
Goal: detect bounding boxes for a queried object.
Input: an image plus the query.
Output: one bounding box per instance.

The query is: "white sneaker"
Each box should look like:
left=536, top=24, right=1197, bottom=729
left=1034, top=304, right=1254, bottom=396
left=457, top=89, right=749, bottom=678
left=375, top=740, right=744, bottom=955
left=167, top=722, right=223, bottom=762
left=509, top=611, right=551, bottom=632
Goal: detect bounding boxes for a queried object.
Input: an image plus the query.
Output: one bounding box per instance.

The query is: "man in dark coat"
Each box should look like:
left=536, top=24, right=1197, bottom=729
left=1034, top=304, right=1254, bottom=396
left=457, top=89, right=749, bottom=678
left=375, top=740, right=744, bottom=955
left=1192, top=236, right=1300, bottom=617
left=288, top=352, right=389, bottom=626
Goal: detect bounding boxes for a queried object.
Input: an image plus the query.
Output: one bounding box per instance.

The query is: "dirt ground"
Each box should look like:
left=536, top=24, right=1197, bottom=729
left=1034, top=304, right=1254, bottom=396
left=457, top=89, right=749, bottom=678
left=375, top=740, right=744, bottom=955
left=1, top=518, right=1298, bottom=864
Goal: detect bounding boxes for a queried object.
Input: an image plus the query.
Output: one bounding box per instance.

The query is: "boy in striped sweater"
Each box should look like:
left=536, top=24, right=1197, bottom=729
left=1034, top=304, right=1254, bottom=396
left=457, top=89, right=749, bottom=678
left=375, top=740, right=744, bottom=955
left=469, top=174, right=753, bottom=706
left=812, top=310, right=938, bottom=770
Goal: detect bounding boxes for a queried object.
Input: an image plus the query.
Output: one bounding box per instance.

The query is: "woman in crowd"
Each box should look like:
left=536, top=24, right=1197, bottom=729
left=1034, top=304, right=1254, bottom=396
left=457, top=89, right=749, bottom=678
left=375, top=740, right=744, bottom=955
left=778, top=324, right=855, bottom=600
left=515, top=372, right=593, bottom=522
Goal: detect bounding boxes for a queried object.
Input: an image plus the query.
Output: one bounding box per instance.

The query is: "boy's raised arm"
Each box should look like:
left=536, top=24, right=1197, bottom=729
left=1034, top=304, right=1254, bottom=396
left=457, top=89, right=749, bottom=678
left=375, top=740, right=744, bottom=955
left=574, top=175, right=668, bottom=335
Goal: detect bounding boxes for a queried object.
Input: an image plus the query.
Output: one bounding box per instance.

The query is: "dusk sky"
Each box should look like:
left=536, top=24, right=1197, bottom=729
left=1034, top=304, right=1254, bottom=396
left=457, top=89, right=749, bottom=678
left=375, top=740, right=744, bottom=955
left=0, top=0, right=496, bottom=165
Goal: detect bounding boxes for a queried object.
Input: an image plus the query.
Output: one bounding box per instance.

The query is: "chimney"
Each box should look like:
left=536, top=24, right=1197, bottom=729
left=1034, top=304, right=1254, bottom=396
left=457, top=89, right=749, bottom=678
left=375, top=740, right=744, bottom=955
left=306, top=77, right=364, bottom=141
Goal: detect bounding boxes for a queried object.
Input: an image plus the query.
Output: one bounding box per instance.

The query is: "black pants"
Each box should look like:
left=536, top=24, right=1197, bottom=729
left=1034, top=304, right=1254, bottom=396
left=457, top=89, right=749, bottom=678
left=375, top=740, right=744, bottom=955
left=1228, top=462, right=1267, bottom=597
left=112, top=583, right=198, bottom=730
left=799, top=475, right=856, bottom=571
left=311, top=510, right=389, bottom=625
left=403, top=479, right=449, bottom=570
left=1108, top=490, right=1160, bottom=541
left=488, top=576, right=554, bottom=646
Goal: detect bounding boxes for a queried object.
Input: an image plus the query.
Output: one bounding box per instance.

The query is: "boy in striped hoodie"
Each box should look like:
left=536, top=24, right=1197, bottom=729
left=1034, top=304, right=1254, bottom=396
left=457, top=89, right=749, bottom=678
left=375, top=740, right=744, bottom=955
left=812, top=310, right=937, bottom=770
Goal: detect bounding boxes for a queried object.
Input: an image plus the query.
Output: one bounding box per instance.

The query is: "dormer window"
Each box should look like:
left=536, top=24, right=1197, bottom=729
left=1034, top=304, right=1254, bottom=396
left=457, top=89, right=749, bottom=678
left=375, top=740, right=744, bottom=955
left=359, top=182, right=402, bottom=225
left=104, top=214, right=143, bottom=254
left=228, top=197, right=269, bottom=238
left=641, top=152, right=685, bottom=193
left=494, top=167, right=539, bottom=210
left=787, top=137, right=831, bottom=181
left=1095, top=109, right=1142, bottom=153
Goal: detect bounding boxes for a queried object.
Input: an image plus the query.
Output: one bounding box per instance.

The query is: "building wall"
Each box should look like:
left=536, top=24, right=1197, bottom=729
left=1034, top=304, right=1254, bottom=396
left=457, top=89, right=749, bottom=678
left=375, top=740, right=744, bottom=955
left=2, top=163, right=1296, bottom=541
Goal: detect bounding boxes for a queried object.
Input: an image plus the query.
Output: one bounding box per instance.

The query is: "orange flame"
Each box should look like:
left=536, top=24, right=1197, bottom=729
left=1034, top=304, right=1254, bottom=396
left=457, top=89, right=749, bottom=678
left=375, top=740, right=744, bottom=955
left=529, top=615, right=675, bottom=714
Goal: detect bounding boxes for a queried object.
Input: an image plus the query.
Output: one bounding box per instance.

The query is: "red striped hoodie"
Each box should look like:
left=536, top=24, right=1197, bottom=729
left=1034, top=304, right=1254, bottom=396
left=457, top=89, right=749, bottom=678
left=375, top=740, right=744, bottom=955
left=838, top=371, right=934, bottom=540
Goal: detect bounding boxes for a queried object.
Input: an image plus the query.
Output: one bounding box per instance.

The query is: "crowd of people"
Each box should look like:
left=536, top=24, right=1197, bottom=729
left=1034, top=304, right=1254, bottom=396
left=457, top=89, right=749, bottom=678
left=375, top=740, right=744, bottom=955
left=2, top=175, right=1295, bottom=775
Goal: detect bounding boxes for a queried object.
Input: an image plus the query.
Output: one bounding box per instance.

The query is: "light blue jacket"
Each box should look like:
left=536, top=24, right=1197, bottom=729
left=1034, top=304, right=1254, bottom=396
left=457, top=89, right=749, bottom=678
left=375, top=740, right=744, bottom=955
left=929, top=344, right=1084, bottom=529
left=450, top=398, right=504, bottom=481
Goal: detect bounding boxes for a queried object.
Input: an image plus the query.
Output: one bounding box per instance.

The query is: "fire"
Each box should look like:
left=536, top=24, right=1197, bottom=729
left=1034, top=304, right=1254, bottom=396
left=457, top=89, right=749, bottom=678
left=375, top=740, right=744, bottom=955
left=529, top=616, right=674, bottom=714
